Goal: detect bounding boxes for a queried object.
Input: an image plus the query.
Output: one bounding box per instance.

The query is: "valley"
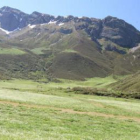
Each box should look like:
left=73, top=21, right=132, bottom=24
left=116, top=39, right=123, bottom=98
left=0, top=6, right=139, bottom=140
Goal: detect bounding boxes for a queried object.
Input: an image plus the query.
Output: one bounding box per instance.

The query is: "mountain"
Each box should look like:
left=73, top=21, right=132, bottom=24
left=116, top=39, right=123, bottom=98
left=0, top=6, right=140, bottom=80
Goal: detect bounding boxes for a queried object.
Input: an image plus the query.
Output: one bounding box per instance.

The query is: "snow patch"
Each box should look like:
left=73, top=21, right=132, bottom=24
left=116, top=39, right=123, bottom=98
left=28, top=24, right=36, bottom=29
left=78, top=17, right=83, bottom=19
left=48, top=21, right=57, bottom=24
left=41, top=23, right=48, bottom=26
left=64, top=16, right=68, bottom=18
left=14, top=14, right=18, bottom=20
left=13, top=27, right=21, bottom=32
left=58, top=23, right=64, bottom=26
left=2, top=8, right=6, bottom=12
left=20, top=18, right=22, bottom=22
left=0, top=27, right=21, bottom=35
left=40, top=21, right=57, bottom=26
left=37, top=33, right=40, bottom=36
left=0, top=13, right=3, bottom=16
left=129, top=44, right=140, bottom=53
left=0, top=28, right=10, bottom=34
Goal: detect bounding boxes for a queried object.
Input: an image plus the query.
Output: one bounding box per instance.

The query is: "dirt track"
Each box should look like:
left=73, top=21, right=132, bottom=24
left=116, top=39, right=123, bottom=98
left=0, top=99, right=140, bottom=123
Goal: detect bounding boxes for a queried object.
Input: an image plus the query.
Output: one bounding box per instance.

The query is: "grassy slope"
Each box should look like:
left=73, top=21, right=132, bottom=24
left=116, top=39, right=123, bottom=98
left=0, top=23, right=139, bottom=82
left=0, top=79, right=140, bottom=139
left=0, top=53, right=47, bottom=80
left=111, top=72, right=140, bottom=92
left=0, top=42, right=47, bottom=79
left=49, top=52, right=109, bottom=80
left=0, top=42, right=26, bottom=55
left=5, top=24, right=114, bottom=80
left=0, top=48, right=25, bottom=55
left=48, top=31, right=113, bottom=80
left=0, top=23, right=139, bottom=80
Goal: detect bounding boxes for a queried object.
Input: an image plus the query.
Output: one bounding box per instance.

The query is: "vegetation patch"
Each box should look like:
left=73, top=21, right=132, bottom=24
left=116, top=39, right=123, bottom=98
left=71, top=87, right=140, bottom=99
left=63, top=49, right=77, bottom=53
left=31, top=47, right=45, bottom=54
left=0, top=48, right=25, bottom=55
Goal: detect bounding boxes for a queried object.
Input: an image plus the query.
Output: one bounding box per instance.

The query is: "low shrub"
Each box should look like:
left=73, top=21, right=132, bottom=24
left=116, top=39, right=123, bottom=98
left=71, top=87, right=140, bottom=99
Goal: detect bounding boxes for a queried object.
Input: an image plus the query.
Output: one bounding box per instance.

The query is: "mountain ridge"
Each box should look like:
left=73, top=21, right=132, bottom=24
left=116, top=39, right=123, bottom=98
left=0, top=6, right=140, bottom=49
left=0, top=6, right=139, bottom=80
left=0, top=6, right=139, bottom=31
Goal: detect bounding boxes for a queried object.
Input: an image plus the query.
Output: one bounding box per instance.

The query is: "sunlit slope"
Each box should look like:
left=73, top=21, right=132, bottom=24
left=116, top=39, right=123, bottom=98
left=111, top=71, right=140, bottom=92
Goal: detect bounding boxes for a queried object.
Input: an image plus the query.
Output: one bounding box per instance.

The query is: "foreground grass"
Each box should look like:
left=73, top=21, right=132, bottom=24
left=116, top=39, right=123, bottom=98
left=0, top=102, right=140, bottom=140
left=0, top=78, right=139, bottom=139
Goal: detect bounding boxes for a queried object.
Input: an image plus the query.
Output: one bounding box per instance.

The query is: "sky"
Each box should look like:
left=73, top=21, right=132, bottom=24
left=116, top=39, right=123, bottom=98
left=0, top=0, right=140, bottom=30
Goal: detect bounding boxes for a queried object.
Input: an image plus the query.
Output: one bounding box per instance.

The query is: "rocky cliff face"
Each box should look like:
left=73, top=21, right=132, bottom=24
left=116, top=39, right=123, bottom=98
left=0, top=6, right=27, bottom=31
left=101, top=16, right=140, bottom=47
left=0, top=6, right=140, bottom=49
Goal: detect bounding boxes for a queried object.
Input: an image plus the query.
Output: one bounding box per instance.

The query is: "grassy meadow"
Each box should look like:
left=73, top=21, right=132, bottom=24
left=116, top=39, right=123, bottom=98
left=0, top=48, right=25, bottom=55
left=0, top=77, right=140, bottom=140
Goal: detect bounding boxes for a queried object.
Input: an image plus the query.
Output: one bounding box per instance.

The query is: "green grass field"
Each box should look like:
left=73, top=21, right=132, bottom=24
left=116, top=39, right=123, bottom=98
left=0, top=76, right=117, bottom=91
left=0, top=78, right=140, bottom=140
left=0, top=48, right=25, bottom=55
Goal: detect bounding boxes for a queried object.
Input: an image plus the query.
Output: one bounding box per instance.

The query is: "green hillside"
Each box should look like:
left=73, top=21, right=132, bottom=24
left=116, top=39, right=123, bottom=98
left=0, top=23, right=138, bottom=81
left=111, top=72, right=140, bottom=92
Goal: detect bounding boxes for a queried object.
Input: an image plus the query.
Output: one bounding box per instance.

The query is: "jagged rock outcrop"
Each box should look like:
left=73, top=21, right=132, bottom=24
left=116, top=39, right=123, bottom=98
left=101, top=16, right=140, bottom=47
left=0, top=6, right=140, bottom=49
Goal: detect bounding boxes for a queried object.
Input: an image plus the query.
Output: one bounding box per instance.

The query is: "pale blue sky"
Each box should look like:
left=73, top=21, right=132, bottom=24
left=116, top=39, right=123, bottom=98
left=0, top=0, right=140, bottom=30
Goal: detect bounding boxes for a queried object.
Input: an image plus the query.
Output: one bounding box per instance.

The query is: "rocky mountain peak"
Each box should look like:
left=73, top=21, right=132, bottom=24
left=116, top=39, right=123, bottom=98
left=0, top=6, right=140, bottom=49
left=103, top=16, right=136, bottom=30
left=0, top=6, right=14, bottom=12
left=101, top=16, right=140, bottom=47
left=0, top=6, right=25, bottom=15
left=0, top=6, right=28, bottom=31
